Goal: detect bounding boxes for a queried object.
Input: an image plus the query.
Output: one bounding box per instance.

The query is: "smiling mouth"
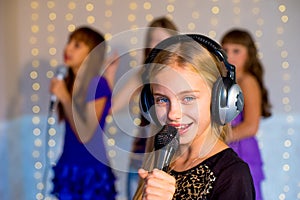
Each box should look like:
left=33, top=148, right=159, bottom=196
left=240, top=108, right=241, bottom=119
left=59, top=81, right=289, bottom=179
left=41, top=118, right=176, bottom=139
left=169, top=123, right=192, bottom=135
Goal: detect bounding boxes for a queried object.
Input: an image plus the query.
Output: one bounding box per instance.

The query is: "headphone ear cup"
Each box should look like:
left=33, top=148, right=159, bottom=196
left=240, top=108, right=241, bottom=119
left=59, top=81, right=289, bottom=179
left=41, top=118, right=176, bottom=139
left=211, top=77, right=226, bottom=125
left=140, top=84, right=154, bottom=123
left=211, top=77, right=244, bottom=125
left=226, top=82, right=244, bottom=121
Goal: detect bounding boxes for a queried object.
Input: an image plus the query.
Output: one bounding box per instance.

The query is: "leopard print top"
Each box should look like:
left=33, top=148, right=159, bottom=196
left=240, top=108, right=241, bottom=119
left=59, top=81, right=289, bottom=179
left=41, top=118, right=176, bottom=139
left=169, top=164, right=216, bottom=200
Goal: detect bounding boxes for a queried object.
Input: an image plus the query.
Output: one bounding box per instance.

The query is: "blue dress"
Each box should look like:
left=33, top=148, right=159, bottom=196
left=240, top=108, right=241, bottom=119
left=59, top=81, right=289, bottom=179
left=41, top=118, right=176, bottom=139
left=51, top=76, right=116, bottom=200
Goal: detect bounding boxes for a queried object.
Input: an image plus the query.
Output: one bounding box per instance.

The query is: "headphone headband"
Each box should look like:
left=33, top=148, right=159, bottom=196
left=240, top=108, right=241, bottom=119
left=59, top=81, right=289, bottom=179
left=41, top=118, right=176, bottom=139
left=144, top=34, right=236, bottom=82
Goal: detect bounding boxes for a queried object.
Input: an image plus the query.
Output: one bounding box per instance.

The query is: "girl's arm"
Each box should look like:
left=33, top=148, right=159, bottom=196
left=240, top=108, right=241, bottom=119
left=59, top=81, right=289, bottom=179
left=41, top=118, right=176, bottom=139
left=111, top=69, right=142, bottom=113
left=51, top=77, right=108, bottom=143
left=104, top=51, right=120, bottom=90
left=227, top=74, right=261, bottom=142
left=61, top=95, right=107, bottom=143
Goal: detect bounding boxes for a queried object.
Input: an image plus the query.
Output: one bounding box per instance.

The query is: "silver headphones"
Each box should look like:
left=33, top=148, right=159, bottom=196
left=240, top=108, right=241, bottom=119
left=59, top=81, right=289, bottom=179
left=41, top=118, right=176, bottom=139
left=140, top=34, right=244, bottom=125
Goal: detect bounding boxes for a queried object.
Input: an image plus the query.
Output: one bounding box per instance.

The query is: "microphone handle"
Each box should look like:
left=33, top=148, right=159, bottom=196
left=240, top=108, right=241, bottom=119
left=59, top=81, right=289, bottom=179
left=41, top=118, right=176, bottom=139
left=49, top=98, right=56, bottom=112
left=154, top=145, right=176, bottom=172
left=49, top=72, right=65, bottom=111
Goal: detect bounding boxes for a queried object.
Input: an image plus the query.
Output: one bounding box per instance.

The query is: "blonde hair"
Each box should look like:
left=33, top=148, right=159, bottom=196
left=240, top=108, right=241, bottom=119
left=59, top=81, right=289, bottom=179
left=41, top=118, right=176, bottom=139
left=134, top=39, right=230, bottom=199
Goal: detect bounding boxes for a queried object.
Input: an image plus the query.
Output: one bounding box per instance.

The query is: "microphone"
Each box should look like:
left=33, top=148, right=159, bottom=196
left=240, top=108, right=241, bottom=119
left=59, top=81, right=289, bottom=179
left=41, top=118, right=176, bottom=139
left=49, top=65, right=68, bottom=111
left=153, top=125, right=179, bottom=172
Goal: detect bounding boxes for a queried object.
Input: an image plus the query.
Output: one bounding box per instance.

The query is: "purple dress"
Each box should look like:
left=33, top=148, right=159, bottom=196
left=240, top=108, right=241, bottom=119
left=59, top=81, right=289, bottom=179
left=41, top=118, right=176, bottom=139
left=51, top=76, right=116, bottom=200
left=229, top=111, right=264, bottom=200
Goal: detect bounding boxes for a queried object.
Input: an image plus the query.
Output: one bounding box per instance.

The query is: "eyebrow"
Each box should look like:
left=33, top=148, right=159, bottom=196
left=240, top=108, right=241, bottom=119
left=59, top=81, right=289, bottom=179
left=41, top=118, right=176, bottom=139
left=153, top=90, right=201, bottom=96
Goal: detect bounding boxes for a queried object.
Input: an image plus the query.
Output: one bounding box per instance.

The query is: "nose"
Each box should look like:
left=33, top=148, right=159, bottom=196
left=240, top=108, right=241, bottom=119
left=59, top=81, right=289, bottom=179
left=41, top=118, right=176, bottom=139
left=65, top=44, right=71, bottom=52
left=167, top=100, right=182, bottom=121
left=226, top=51, right=235, bottom=64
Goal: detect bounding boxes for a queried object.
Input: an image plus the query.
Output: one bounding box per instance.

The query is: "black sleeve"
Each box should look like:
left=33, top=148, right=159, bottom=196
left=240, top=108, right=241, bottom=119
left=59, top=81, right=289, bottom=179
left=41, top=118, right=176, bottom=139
left=210, top=161, right=255, bottom=200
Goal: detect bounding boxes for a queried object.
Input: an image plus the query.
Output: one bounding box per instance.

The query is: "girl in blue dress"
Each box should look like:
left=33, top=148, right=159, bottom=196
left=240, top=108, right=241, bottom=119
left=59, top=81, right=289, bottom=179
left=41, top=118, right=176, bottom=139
left=49, top=26, right=116, bottom=200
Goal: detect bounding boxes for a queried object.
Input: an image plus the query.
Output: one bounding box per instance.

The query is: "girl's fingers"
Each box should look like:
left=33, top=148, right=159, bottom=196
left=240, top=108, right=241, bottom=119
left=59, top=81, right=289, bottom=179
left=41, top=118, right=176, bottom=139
left=142, top=168, right=176, bottom=200
left=138, top=168, right=149, bottom=179
left=151, top=169, right=176, bottom=185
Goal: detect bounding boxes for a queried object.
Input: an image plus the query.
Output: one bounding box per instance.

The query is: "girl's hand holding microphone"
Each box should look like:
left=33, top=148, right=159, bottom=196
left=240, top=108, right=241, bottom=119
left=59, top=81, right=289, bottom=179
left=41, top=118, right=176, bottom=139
left=138, top=168, right=176, bottom=200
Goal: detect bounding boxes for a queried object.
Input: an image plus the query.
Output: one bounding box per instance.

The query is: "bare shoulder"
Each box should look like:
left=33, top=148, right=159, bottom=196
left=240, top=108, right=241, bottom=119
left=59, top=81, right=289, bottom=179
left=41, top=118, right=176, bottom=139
left=238, top=73, right=259, bottom=91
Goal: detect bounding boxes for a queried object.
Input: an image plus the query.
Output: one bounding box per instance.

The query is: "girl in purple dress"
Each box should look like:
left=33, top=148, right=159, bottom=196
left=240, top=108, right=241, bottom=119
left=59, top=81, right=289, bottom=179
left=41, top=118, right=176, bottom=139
left=221, top=29, right=272, bottom=200
left=49, top=26, right=116, bottom=199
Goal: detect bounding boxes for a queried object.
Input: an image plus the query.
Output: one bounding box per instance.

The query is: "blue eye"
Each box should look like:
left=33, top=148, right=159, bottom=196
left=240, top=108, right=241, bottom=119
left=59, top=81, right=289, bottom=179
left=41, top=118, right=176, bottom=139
left=155, top=97, right=169, bottom=105
left=183, top=96, right=195, bottom=104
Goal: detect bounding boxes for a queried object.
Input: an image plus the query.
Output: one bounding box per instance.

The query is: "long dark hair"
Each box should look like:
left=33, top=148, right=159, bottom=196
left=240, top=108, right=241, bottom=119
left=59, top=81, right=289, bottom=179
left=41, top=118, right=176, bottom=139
left=58, top=26, right=106, bottom=121
left=221, top=29, right=272, bottom=118
left=143, top=16, right=179, bottom=61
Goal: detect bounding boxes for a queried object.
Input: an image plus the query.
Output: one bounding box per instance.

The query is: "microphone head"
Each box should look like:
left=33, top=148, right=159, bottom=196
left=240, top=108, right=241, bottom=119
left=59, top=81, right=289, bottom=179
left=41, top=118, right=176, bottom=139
left=49, top=65, right=68, bottom=111
left=55, top=65, right=68, bottom=80
left=154, top=125, right=179, bottom=150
